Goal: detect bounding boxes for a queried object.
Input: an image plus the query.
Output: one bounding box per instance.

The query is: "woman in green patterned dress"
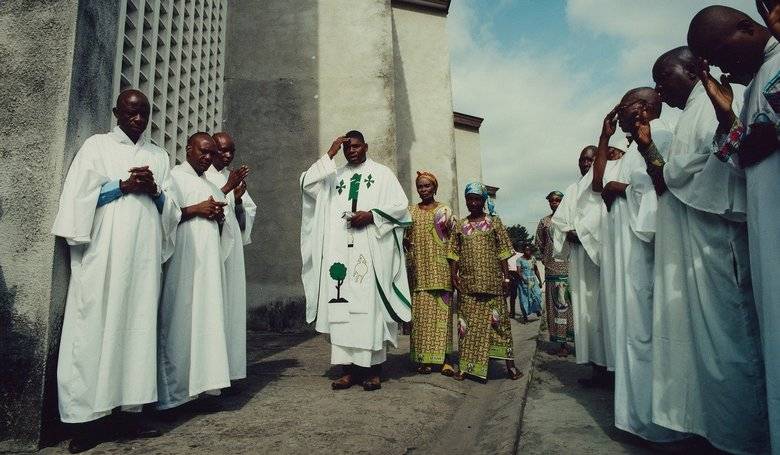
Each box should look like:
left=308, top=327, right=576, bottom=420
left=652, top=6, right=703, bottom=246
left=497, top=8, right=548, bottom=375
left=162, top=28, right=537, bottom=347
left=448, top=182, right=522, bottom=381
left=406, top=171, right=456, bottom=376
left=535, top=190, right=573, bottom=357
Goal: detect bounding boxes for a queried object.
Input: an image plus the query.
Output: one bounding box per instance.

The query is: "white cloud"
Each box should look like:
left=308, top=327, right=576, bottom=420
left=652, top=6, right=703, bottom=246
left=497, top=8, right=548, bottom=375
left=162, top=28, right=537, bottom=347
left=449, top=0, right=617, bottom=232
left=566, top=0, right=758, bottom=83
left=449, top=0, right=760, bottom=233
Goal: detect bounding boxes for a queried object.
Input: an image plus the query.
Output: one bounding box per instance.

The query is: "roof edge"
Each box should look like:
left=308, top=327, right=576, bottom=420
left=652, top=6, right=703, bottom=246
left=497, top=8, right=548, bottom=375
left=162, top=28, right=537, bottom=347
left=392, top=0, right=451, bottom=13
left=453, top=111, right=484, bottom=130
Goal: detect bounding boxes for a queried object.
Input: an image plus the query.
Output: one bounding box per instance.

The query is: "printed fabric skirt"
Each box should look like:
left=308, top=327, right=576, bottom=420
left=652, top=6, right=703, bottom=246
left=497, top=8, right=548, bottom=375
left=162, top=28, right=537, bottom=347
left=410, top=290, right=453, bottom=365
left=545, top=274, right=574, bottom=343
left=457, top=293, right=514, bottom=379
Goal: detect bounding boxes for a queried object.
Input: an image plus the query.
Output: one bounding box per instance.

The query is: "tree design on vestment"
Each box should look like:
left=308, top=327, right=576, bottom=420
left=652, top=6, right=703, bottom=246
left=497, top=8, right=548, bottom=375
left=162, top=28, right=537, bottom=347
left=329, top=262, right=348, bottom=302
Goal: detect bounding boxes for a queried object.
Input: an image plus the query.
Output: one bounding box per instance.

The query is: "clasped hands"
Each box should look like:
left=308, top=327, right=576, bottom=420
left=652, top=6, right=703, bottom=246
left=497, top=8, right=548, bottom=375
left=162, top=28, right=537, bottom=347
left=192, top=196, right=227, bottom=222
left=120, top=166, right=159, bottom=196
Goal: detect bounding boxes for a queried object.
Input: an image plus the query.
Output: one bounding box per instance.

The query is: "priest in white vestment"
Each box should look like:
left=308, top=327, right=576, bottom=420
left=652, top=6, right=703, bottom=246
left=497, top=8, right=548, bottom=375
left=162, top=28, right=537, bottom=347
left=300, top=130, right=411, bottom=391
left=157, top=132, right=235, bottom=410
left=689, top=8, right=778, bottom=451
left=205, top=132, right=258, bottom=382
left=551, top=146, right=610, bottom=386
left=592, top=88, right=684, bottom=443
left=52, top=90, right=179, bottom=450
left=642, top=45, right=768, bottom=454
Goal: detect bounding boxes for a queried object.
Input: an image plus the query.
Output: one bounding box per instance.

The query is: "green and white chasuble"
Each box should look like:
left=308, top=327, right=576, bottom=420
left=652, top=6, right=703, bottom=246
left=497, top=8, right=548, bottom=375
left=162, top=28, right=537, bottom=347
left=300, top=154, right=412, bottom=367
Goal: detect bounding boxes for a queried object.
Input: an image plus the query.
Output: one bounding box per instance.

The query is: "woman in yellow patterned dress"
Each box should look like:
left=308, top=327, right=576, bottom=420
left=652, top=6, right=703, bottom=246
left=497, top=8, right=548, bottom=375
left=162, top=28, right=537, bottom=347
left=406, top=171, right=456, bottom=375
left=448, top=182, right=522, bottom=381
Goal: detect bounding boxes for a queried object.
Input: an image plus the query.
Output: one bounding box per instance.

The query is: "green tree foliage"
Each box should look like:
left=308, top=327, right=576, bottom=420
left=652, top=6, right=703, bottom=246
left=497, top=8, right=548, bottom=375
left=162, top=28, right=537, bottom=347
left=506, top=224, right=534, bottom=251
left=329, top=262, right=347, bottom=300
left=329, top=262, right=347, bottom=281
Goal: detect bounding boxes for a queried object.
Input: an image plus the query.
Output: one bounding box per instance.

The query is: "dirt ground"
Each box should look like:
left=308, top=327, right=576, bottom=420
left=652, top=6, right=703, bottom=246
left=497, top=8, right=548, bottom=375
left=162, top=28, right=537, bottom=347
left=39, top=318, right=540, bottom=455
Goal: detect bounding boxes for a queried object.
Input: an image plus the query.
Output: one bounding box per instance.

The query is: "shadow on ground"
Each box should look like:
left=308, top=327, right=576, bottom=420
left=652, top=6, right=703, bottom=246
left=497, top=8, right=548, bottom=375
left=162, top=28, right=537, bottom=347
left=519, top=331, right=726, bottom=454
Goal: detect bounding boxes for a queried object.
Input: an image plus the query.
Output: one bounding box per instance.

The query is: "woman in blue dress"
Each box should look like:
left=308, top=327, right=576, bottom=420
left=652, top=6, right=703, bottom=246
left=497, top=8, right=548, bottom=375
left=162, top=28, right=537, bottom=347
left=516, top=244, right=543, bottom=322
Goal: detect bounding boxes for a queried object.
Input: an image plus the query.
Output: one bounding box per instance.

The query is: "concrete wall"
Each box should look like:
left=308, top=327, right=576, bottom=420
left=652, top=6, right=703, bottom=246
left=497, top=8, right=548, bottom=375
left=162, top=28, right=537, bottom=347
left=0, top=0, right=121, bottom=451
left=453, top=125, right=483, bottom=217
left=392, top=3, right=457, bottom=210
left=224, top=0, right=397, bottom=308
left=317, top=0, right=397, bottom=171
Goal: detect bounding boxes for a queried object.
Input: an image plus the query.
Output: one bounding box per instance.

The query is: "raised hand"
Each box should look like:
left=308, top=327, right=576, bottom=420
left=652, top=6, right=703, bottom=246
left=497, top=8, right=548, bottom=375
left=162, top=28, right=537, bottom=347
left=601, top=106, right=619, bottom=140
left=234, top=180, right=247, bottom=203
left=632, top=107, right=653, bottom=148
left=327, top=136, right=349, bottom=158
left=222, top=165, right=249, bottom=195
left=697, top=58, right=735, bottom=128
left=757, top=0, right=780, bottom=42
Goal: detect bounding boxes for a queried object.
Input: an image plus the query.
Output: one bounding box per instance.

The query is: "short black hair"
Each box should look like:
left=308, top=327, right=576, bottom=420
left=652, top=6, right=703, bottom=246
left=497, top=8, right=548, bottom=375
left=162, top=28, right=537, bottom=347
left=345, top=130, right=365, bottom=143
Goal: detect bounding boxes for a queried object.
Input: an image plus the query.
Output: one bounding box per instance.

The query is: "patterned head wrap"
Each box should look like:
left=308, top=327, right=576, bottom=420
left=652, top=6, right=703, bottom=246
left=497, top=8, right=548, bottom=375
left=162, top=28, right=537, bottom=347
left=416, top=170, right=438, bottom=190
left=465, top=181, right=496, bottom=215
left=546, top=190, right=564, bottom=200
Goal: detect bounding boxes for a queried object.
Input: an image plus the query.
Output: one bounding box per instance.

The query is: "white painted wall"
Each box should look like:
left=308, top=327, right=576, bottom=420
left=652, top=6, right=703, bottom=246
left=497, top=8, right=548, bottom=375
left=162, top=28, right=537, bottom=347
left=454, top=125, right=483, bottom=217
left=392, top=4, right=457, bottom=208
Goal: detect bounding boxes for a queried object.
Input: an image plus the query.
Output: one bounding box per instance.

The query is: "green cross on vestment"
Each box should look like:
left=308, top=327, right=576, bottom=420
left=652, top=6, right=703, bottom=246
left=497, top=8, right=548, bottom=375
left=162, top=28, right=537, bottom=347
left=336, top=179, right=346, bottom=194
left=348, top=173, right=361, bottom=212
left=348, top=173, right=362, bottom=201
left=364, top=174, right=375, bottom=188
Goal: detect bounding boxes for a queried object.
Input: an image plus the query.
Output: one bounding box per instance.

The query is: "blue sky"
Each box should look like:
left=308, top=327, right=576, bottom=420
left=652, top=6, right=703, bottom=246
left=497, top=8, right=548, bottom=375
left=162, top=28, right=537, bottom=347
left=448, top=0, right=758, bottom=232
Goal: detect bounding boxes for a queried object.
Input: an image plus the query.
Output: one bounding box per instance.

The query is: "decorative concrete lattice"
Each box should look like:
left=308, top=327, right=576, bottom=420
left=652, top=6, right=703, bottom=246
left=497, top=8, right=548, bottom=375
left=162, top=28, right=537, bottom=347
left=113, top=0, right=227, bottom=162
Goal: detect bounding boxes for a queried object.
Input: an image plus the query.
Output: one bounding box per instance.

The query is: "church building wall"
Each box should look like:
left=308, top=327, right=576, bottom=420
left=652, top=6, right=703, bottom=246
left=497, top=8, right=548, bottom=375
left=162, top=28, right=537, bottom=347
left=224, top=0, right=398, bottom=309
left=391, top=2, right=458, bottom=211
left=453, top=113, right=484, bottom=217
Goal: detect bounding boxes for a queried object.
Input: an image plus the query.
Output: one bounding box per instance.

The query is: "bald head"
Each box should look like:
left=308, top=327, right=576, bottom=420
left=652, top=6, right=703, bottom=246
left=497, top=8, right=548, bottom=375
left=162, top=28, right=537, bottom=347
left=579, top=145, right=596, bottom=176
left=113, top=89, right=150, bottom=143
left=608, top=146, right=625, bottom=161
left=186, top=132, right=218, bottom=175
left=617, top=87, right=662, bottom=134
left=211, top=132, right=235, bottom=171
left=653, top=46, right=699, bottom=109
left=687, top=5, right=769, bottom=83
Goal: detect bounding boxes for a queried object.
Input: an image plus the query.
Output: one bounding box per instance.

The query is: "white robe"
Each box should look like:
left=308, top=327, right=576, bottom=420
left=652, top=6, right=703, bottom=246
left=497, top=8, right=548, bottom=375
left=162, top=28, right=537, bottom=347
left=157, top=162, right=235, bottom=410
left=651, top=81, right=767, bottom=454
left=300, top=155, right=411, bottom=367
left=551, top=176, right=605, bottom=367
left=205, top=166, right=258, bottom=380
left=51, top=127, right=179, bottom=423
left=592, top=159, right=627, bottom=374
left=738, top=37, right=780, bottom=454
left=602, top=119, right=685, bottom=442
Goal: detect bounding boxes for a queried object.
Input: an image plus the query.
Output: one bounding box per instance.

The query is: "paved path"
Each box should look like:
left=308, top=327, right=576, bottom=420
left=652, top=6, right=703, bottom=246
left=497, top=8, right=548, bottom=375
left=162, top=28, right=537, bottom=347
left=518, top=342, right=726, bottom=455
left=40, top=318, right=540, bottom=455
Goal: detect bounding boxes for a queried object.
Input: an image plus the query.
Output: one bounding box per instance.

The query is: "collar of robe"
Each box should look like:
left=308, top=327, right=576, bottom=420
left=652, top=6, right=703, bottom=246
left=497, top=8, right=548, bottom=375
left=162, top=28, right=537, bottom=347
left=179, top=160, right=202, bottom=177
left=110, top=125, right=147, bottom=147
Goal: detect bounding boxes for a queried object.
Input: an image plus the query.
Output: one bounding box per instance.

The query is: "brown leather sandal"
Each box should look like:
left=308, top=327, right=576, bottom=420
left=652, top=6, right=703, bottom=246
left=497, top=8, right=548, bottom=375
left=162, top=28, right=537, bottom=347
left=507, top=367, right=523, bottom=380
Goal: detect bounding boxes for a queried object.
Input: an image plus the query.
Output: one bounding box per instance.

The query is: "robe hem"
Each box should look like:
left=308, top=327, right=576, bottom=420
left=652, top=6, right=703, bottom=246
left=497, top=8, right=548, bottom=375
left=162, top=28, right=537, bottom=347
left=59, top=397, right=157, bottom=423
left=613, top=422, right=688, bottom=444
left=650, top=417, right=764, bottom=455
